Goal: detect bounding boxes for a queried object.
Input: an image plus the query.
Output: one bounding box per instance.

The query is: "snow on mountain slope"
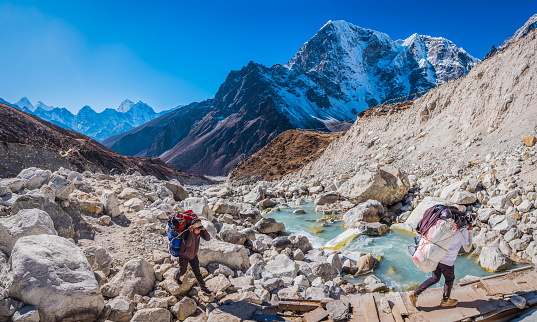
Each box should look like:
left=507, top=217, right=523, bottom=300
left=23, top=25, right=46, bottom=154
left=15, top=97, right=34, bottom=112
left=104, top=20, right=480, bottom=176
left=10, top=97, right=178, bottom=142
left=281, top=20, right=479, bottom=126
left=289, top=28, right=537, bottom=182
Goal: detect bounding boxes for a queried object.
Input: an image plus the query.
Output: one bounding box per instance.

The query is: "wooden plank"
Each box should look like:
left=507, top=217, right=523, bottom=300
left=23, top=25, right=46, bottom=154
left=362, top=293, right=380, bottom=322
left=373, top=294, right=395, bottom=322
left=399, top=292, right=429, bottom=322
left=278, top=301, right=319, bottom=312
left=416, top=289, right=465, bottom=322
left=459, top=286, right=497, bottom=315
left=385, top=292, right=409, bottom=316
left=448, top=287, right=482, bottom=318
left=303, top=307, right=329, bottom=322
left=346, top=295, right=367, bottom=322
left=512, top=272, right=537, bottom=292
left=480, top=279, right=521, bottom=296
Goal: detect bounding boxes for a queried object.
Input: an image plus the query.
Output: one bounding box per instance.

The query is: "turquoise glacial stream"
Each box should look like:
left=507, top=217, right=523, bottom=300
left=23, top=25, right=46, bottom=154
left=267, top=202, right=497, bottom=291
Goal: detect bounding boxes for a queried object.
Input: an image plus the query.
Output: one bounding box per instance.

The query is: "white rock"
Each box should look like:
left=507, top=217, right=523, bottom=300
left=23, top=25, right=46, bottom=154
left=101, top=190, right=121, bottom=217
left=17, top=167, right=51, bottom=190
left=0, top=209, right=57, bottom=255
left=103, top=258, right=156, bottom=298
left=262, top=254, right=298, bottom=279
left=9, top=235, right=104, bottom=321
left=478, top=246, right=512, bottom=272
left=184, top=197, right=214, bottom=221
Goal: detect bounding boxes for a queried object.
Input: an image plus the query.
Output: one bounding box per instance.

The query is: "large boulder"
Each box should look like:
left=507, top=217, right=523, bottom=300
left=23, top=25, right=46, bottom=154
left=183, top=198, right=214, bottom=221
left=262, top=254, right=298, bottom=279
left=46, top=174, right=75, bottom=201
left=343, top=200, right=385, bottom=226
left=68, top=191, right=104, bottom=215
left=355, top=222, right=389, bottom=236
left=198, top=240, right=250, bottom=271
left=309, top=262, right=339, bottom=282
left=212, top=200, right=239, bottom=215
left=101, top=190, right=120, bottom=218
left=0, top=178, right=26, bottom=192
left=337, top=166, right=409, bottom=206
left=404, top=197, right=463, bottom=231
left=103, top=258, right=155, bottom=298
left=118, top=188, right=140, bottom=200
left=0, top=208, right=57, bottom=255
left=171, top=297, right=197, bottom=320
left=9, top=235, right=104, bottom=321
left=155, top=185, right=174, bottom=200
left=11, top=194, right=74, bottom=238
left=355, top=254, right=377, bottom=274
left=17, top=167, right=52, bottom=190
left=314, top=192, right=340, bottom=206
left=164, top=181, right=189, bottom=201
left=107, top=296, right=135, bottom=322
left=244, top=186, right=265, bottom=204
left=237, top=203, right=262, bottom=223
left=83, top=246, right=113, bottom=276
left=478, top=246, right=513, bottom=272
left=254, top=217, right=285, bottom=234
left=131, top=308, right=171, bottom=322
left=218, top=226, right=247, bottom=245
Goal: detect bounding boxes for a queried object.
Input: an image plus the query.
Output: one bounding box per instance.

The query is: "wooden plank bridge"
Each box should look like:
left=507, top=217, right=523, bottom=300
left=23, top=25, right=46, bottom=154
left=270, top=266, right=537, bottom=322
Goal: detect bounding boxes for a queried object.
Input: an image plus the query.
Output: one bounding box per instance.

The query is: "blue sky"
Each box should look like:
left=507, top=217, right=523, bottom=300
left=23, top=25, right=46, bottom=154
left=1, top=1, right=536, bottom=113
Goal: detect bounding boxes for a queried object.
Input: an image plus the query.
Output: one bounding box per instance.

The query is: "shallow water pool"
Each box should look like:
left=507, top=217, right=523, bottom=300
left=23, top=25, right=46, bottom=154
left=267, top=202, right=497, bottom=291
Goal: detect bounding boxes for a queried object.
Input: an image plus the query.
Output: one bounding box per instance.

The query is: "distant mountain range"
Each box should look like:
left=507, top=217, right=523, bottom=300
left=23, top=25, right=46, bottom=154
left=0, top=102, right=210, bottom=184
left=4, top=97, right=180, bottom=142
left=103, top=20, right=480, bottom=176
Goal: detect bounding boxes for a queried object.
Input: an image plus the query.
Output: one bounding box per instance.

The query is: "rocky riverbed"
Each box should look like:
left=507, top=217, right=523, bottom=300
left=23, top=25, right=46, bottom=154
left=1, top=135, right=536, bottom=321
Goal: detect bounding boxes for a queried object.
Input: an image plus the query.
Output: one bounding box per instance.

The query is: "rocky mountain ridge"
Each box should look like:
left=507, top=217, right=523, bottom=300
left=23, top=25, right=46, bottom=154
left=0, top=102, right=209, bottom=185
left=5, top=97, right=180, bottom=142
left=104, top=20, right=478, bottom=176
left=485, top=13, right=537, bottom=59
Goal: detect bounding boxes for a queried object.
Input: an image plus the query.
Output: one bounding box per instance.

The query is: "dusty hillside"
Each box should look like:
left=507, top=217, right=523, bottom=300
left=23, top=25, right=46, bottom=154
left=289, top=29, right=537, bottom=182
left=228, top=129, right=344, bottom=185
left=0, top=103, right=210, bottom=184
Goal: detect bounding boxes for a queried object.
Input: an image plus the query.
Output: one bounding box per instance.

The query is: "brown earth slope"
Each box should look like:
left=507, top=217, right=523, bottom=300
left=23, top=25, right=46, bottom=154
left=228, top=129, right=344, bottom=185
left=0, top=102, right=210, bottom=184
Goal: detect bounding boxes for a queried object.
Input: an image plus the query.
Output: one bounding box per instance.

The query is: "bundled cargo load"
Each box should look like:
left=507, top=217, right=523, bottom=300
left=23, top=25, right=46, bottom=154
left=409, top=205, right=467, bottom=273
left=412, top=219, right=456, bottom=272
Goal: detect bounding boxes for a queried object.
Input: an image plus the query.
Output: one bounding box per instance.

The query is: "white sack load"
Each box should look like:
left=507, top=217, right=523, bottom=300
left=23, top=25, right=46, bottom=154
left=412, top=219, right=455, bottom=273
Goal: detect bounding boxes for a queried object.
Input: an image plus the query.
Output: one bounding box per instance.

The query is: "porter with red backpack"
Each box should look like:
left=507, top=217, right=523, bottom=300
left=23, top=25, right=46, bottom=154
left=167, top=210, right=198, bottom=257
left=167, top=210, right=211, bottom=294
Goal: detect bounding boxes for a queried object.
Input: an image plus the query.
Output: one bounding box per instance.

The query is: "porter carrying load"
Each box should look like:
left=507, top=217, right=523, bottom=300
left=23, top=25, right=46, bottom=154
left=409, top=205, right=470, bottom=273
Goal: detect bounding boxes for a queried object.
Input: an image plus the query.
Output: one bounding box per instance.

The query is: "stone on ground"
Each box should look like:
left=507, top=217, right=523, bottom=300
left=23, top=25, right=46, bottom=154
left=131, top=308, right=171, bottom=322
left=0, top=208, right=57, bottom=255
left=103, top=258, right=155, bottom=298
left=337, top=166, right=409, bottom=206
left=478, top=246, right=513, bottom=272
left=11, top=194, right=74, bottom=238
left=9, top=235, right=104, bottom=321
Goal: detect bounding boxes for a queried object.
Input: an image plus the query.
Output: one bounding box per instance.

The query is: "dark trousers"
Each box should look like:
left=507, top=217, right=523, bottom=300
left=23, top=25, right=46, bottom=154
left=174, top=255, right=205, bottom=286
left=415, top=263, right=455, bottom=300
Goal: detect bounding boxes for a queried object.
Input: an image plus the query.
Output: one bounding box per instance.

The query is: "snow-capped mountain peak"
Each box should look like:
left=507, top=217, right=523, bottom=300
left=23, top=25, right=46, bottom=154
left=117, top=99, right=135, bottom=113
left=15, top=97, right=35, bottom=111
left=35, top=101, right=55, bottom=112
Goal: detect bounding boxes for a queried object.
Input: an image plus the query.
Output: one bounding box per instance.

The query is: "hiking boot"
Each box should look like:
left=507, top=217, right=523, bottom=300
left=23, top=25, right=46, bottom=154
left=173, top=276, right=183, bottom=285
left=200, top=286, right=211, bottom=294
left=409, top=291, right=418, bottom=308
left=440, top=298, right=458, bottom=307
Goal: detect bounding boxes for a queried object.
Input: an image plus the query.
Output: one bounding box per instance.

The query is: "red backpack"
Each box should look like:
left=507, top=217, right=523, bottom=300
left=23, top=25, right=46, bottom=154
left=167, top=210, right=198, bottom=234
left=167, top=210, right=198, bottom=257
